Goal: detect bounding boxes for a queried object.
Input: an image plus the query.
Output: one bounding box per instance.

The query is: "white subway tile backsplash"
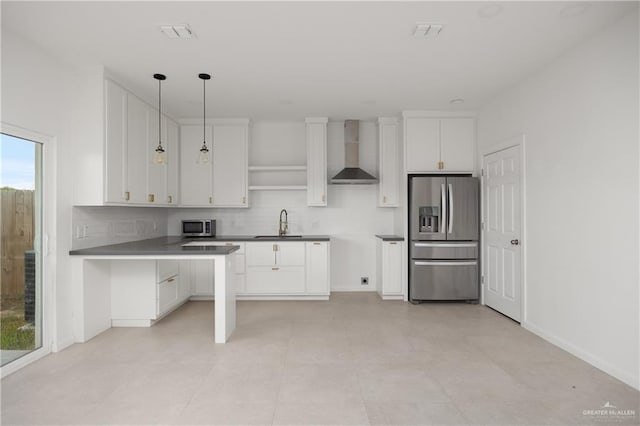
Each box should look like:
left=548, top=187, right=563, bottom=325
left=71, top=206, right=168, bottom=250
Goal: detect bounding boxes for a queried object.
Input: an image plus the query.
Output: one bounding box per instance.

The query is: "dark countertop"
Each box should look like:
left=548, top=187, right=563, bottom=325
left=69, top=235, right=331, bottom=256
left=185, top=235, right=331, bottom=242
left=69, top=236, right=239, bottom=256
left=375, top=235, right=405, bottom=241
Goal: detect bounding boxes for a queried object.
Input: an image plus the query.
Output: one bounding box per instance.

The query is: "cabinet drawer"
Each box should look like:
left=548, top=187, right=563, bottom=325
left=246, top=266, right=305, bottom=294
left=157, top=275, right=179, bottom=315
left=157, top=260, right=180, bottom=283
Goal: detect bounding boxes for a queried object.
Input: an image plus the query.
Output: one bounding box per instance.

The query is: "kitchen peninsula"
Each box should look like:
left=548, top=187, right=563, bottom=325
left=70, top=237, right=240, bottom=344
left=69, top=235, right=331, bottom=344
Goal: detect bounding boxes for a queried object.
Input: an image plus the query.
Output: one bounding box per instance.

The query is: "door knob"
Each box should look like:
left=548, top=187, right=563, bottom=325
left=510, top=239, right=520, bottom=245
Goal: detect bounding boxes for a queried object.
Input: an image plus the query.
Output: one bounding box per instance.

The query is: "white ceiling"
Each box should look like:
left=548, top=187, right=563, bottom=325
left=2, top=1, right=636, bottom=120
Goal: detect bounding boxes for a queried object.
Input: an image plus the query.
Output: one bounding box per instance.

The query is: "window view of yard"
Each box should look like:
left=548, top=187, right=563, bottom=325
left=1, top=133, right=40, bottom=365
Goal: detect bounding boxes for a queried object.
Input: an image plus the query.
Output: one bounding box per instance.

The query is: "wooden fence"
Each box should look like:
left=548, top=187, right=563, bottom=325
left=1, top=188, right=34, bottom=299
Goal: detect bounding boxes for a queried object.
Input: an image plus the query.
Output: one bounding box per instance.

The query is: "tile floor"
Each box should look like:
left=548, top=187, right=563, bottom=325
left=1, top=293, right=638, bottom=425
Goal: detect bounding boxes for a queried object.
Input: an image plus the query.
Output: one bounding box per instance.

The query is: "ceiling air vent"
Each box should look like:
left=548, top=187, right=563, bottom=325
left=413, top=23, right=444, bottom=38
left=160, top=25, right=194, bottom=39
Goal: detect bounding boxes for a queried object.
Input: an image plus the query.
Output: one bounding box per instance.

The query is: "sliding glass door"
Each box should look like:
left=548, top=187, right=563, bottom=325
left=0, top=132, right=43, bottom=367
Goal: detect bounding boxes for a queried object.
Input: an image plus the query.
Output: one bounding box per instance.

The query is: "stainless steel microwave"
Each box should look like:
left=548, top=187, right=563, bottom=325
left=182, top=219, right=216, bottom=237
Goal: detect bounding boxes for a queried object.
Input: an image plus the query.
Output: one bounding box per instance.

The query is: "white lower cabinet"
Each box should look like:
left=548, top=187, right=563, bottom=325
left=376, top=239, right=403, bottom=299
left=306, top=242, right=329, bottom=295
left=246, top=242, right=305, bottom=295
left=244, top=241, right=329, bottom=297
left=111, top=260, right=187, bottom=326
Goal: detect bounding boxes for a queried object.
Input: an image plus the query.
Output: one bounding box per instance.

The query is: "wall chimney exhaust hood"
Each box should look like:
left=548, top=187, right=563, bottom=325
left=331, top=120, right=378, bottom=184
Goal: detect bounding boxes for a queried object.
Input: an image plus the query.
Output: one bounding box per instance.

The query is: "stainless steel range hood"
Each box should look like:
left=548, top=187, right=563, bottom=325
left=331, top=120, right=378, bottom=184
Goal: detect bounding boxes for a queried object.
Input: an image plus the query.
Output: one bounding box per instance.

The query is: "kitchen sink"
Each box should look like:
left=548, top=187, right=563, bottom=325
left=254, top=235, right=302, bottom=239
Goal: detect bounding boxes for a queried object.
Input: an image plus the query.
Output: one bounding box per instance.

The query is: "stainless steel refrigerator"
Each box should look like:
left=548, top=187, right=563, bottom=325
left=409, top=176, right=479, bottom=302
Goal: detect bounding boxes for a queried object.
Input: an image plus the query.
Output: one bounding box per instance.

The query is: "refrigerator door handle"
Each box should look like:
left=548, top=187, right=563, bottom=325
left=441, top=183, right=447, bottom=233
left=414, top=261, right=477, bottom=266
left=414, top=242, right=477, bottom=248
left=448, top=183, right=453, bottom=234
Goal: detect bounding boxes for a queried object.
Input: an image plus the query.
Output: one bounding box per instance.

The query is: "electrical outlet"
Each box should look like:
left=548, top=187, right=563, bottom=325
left=75, top=225, right=82, bottom=239
left=82, top=225, right=89, bottom=239
left=361, top=277, right=369, bottom=285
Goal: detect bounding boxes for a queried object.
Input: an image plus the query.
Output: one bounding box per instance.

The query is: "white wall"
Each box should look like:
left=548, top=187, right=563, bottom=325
left=477, top=12, right=639, bottom=389
left=1, top=31, right=76, bottom=351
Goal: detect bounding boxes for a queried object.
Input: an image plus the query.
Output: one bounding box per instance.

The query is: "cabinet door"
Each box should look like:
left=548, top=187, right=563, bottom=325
left=180, top=125, right=213, bottom=206
left=127, top=95, right=150, bottom=204
left=165, top=117, right=179, bottom=205
left=157, top=275, right=179, bottom=316
left=306, top=118, right=328, bottom=206
left=104, top=80, right=128, bottom=203
left=212, top=123, right=248, bottom=207
left=306, top=242, right=329, bottom=294
left=276, top=242, right=305, bottom=266
left=190, top=260, right=215, bottom=296
left=147, top=108, right=167, bottom=205
left=440, top=118, right=475, bottom=172
left=378, top=119, right=399, bottom=207
left=246, top=242, right=276, bottom=266
left=405, top=118, right=440, bottom=173
left=383, top=241, right=403, bottom=295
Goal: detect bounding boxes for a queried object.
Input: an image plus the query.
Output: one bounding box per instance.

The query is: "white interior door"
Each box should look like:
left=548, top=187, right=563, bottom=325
left=483, top=144, right=522, bottom=321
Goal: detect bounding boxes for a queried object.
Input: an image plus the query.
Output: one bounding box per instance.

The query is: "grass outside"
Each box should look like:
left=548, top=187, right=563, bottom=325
left=0, top=296, right=35, bottom=350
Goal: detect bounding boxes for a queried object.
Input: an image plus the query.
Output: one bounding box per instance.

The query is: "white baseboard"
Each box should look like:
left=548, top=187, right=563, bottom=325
left=523, top=320, right=639, bottom=391
left=111, top=319, right=152, bottom=327
left=52, top=336, right=75, bottom=352
left=331, top=288, right=376, bottom=292
left=237, top=295, right=329, bottom=301
left=379, top=294, right=403, bottom=300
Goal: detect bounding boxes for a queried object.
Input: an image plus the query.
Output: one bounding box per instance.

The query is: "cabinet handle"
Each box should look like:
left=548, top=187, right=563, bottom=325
left=322, top=194, right=326, bottom=202
left=313, top=242, right=321, bottom=245
left=209, top=196, right=213, bottom=204
left=242, top=196, right=246, bottom=204
left=125, top=191, right=130, bottom=201
left=273, top=244, right=278, bottom=252
left=383, top=195, right=387, bottom=204
left=167, top=278, right=175, bottom=283
left=225, top=242, right=232, bottom=246
left=272, top=267, right=279, bottom=271
left=148, top=194, right=155, bottom=202
left=390, top=242, right=397, bottom=245
left=167, top=195, right=172, bottom=204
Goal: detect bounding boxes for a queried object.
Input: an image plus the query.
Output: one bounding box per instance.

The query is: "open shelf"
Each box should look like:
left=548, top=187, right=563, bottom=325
left=248, top=165, right=307, bottom=172
left=248, top=185, right=307, bottom=191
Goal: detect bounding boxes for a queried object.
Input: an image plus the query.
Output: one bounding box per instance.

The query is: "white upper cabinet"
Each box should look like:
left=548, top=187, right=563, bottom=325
left=104, top=79, right=127, bottom=204
left=147, top=114, right=179, bottom=205
left=75, top=71, right=179, bottom=206
left=403, top=112, right=476, bottom=173
left=306, top=117, right=328, bottom=206
left=378, top=117, right=400, bottom=207
left=165, top=118, right=179, bottom=205
left=212, top=120, right=249, bottom=208
left=440, top=118, right=475, bottom=172
left=179, top=120, right=249, bottom=208
left=180, top=125, right=213, bottom=206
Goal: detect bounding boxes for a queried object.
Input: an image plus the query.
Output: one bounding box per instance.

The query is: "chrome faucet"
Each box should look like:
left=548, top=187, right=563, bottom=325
left=279, top=209, right=288, bottom=237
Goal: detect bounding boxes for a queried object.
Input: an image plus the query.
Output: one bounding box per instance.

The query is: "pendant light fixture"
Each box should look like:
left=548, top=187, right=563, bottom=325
left=197, top=73, right=211, bottom=164
left=153, top=73, right=167, bottom=164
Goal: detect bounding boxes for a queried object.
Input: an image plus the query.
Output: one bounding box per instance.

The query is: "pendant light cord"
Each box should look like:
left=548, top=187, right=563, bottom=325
left=158, top=78, right=162, bottom=146
left=203, top=77, right=206, bottom=146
